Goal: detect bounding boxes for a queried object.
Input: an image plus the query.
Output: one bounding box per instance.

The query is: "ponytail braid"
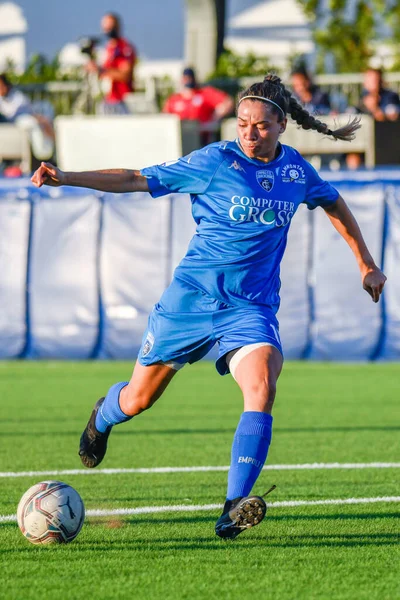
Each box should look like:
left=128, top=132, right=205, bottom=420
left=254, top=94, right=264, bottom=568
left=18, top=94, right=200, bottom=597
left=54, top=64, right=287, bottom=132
left=238, top=73, right=361, bottom=142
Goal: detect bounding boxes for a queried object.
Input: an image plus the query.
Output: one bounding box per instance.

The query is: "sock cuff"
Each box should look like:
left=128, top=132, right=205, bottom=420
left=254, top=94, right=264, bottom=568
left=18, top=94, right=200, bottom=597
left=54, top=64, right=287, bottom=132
left=238, top=411, right=273, bottom=437
left=108, top=381, right=129, bottom=416
left=109, top=381, right=129, bottom=394
left=95, top=381, right=130, bottom=433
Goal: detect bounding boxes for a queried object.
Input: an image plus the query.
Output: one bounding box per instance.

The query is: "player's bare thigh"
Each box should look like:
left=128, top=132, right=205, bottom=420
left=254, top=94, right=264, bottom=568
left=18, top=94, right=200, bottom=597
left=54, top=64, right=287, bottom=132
left=119, top=361, right=178, bottom=416
left=230, top=345, right=283, bottom=414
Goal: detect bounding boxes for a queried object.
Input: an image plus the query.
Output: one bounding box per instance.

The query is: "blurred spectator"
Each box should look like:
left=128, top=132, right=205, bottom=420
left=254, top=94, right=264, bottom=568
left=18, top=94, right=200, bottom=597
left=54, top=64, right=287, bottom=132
left=343, top=68, right=400, bottom=170
left=163, top=67, right=234, bottom=145
left=290, top=69, right=331, bottom=115
left=360, top=68, right=400, bottom=121
left=0, top=73, right=54, bottom=167
left=0, top=74, right=31, bottom=121
left=344, top=152, right=363, bottom=171
left=86, top=12, right=136, bottom=115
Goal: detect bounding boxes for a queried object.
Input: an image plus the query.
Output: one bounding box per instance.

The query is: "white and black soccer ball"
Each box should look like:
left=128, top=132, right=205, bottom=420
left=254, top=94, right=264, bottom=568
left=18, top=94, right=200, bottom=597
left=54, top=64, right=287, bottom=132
left=17, top=480, right=85, bottom=545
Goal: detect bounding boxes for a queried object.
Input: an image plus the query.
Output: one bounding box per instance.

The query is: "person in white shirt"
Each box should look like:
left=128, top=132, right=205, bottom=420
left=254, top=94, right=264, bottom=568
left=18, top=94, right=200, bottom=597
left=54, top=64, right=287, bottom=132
left=0, top=74, right=54, bottom=162
left=0, top=78, right=32, bottom=121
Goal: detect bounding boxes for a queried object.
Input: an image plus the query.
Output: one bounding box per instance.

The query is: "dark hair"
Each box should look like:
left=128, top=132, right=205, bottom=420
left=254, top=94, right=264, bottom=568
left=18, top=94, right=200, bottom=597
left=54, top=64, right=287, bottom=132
left=183, top=67, right=196, bottom=79
left=238, top=73, right=361, bottom=142
left=0, top=73, right=11, bottom=89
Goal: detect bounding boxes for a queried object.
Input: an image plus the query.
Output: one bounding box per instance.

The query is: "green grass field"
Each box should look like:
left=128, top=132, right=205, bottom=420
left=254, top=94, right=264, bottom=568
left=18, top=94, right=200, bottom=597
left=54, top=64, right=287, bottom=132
left=0, top=361, right=399, bottom=600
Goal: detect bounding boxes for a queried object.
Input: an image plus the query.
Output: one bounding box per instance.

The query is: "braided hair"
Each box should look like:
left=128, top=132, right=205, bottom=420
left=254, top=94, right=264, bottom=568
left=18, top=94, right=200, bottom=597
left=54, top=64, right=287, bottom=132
left=237, top=74, right=361, bottom=142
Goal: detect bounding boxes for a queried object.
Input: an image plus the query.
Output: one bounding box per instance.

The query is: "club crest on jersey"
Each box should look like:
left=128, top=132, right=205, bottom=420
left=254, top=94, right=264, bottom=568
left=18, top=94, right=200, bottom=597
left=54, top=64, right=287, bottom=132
left=142, top=332, right=155, bottom=357
left=256, top=169, right=274, bottom=192
left=281, top=164, right=306, bottom=184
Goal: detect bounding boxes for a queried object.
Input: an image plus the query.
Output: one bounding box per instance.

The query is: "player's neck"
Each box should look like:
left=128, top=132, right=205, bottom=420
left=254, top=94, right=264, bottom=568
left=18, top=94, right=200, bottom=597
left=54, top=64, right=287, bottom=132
left=255, top=145, right=280, bottom=163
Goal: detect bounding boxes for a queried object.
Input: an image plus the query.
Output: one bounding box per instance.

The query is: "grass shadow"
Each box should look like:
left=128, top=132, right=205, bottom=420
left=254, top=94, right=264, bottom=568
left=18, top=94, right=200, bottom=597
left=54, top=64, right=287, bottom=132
left=2, top=424, right=400, bottom=437
left=121, top=511, right=400, bottom=526
left=1, top=529, right=398, bottom=555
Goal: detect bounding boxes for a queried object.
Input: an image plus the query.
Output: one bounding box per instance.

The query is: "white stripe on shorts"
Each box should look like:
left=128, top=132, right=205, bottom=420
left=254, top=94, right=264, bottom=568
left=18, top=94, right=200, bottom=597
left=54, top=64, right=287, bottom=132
left=226, top=342, right=276, bottom=381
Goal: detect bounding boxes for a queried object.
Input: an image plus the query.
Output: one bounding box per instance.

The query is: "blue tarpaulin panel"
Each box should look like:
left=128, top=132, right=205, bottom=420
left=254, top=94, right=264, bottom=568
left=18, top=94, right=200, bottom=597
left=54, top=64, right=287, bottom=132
left=0, top=171, right=398, bottom=362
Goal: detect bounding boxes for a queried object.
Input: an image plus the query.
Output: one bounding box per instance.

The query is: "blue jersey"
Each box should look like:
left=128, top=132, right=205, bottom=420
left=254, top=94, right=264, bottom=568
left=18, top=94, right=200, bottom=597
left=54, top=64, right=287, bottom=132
left=141, top=140, right=338, bottom=310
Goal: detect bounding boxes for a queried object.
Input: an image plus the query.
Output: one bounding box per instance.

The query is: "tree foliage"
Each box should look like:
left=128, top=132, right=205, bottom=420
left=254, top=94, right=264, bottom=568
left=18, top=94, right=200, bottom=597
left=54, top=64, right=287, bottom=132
left=298, top=0, right=400, bottom=72
left=207, top=48, right=278, bottom=79
left=4, top=53, right=82, bottom=84
left=205, top=49, right=280, bottom=96
left=379, top=1, right=400, bottom=70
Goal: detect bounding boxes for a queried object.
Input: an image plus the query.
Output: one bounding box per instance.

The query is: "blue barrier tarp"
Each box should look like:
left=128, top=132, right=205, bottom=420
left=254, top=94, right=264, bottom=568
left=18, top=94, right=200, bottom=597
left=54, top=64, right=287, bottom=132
left=309, top=183, right=385, bottom=360
left=0, top=194, right=30, bottom=358
left=99, top=194, right=171, bottom=359
left=380, top=185, right=400, bottom=359
left=0, top=171, right=399, bottom=361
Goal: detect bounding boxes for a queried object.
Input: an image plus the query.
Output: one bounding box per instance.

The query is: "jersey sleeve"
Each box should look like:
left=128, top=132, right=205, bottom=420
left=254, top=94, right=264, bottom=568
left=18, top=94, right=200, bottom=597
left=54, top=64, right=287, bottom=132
left=303, top=162, right=339, bottom=210
left=140, top=146, right=222, bottom=198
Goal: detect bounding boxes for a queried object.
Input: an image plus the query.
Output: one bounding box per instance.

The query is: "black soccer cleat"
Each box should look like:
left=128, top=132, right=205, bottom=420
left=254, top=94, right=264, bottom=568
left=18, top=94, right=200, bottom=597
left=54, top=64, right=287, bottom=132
left=79, top=398, right=111, bottom=468
left=215, top=495, right=267, bottom=540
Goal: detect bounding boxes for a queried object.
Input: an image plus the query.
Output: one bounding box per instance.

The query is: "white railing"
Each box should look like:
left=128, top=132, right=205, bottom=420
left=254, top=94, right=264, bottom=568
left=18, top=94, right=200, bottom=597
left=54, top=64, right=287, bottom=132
left=19, top=72, right=400, bottom=117
left=315, top=72, right=400, bottom=110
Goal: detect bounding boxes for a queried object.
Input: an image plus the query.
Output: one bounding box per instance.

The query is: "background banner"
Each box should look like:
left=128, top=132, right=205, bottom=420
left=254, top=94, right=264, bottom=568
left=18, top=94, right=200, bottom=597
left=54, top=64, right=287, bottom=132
left=0, top=172, right=398, bottom=362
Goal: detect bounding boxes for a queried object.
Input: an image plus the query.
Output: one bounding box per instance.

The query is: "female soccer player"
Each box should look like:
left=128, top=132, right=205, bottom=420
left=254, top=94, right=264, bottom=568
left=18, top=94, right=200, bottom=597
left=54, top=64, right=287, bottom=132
left=31, top=74, right=386, bottom=540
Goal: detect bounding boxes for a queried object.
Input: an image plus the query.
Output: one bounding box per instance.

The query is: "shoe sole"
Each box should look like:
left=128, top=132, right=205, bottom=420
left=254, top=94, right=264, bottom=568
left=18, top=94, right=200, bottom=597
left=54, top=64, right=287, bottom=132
left=229, top=496, right=267, bottom=531
left=79, top=446, right=98, bottom=469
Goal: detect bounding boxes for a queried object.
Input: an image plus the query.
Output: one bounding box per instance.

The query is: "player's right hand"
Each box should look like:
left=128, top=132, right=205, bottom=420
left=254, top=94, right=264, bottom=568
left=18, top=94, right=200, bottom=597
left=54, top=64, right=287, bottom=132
left=31, top=162, right=65, bottom=188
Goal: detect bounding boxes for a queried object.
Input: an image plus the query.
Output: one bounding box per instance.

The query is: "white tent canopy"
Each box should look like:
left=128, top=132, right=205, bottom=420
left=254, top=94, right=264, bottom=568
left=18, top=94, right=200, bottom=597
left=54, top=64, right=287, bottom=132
left=226, top=0, right=314, bottom=69
left=230, top=0, right=309, bottom=28
left=0, top=2, right=27, bottom=34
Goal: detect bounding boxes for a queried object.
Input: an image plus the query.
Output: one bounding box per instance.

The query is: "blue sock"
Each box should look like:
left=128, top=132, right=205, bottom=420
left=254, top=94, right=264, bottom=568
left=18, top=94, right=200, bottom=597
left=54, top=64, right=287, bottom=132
left=95, top=381, right=131, bottom=433
left=226, top=411, right=273, bottom=500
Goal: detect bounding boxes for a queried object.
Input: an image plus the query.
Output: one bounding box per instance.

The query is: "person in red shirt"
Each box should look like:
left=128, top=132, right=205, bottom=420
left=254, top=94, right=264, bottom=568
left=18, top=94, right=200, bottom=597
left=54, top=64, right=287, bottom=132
left=87, top=13, right=136, bottom=114
left=163, top=67, right=234, bottom=144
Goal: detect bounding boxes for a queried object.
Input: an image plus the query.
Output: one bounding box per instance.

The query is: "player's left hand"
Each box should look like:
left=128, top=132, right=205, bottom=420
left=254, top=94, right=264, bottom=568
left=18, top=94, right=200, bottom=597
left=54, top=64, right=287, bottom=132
left=362, top=267, right=387, bottom=303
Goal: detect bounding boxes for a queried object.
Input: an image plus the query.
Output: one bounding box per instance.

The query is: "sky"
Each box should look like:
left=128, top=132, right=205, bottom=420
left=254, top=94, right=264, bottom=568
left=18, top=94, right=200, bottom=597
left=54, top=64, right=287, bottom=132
left=9, top=0, right=263, bottom=61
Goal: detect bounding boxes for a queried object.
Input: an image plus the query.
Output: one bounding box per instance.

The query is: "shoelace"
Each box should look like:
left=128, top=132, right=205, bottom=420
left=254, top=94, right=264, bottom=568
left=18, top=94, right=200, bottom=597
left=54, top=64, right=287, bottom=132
left=262, top=484, right=276, bottom=498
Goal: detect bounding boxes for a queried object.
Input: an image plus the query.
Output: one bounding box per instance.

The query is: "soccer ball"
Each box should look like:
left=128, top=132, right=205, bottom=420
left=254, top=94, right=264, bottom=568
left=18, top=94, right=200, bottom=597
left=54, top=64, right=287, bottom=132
left=17, top=480, right=85, bottom=545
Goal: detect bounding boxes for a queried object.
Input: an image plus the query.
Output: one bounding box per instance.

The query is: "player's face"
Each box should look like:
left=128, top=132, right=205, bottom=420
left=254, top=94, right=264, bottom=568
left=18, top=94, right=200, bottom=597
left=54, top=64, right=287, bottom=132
left=237, top=100, right=287, bottom=161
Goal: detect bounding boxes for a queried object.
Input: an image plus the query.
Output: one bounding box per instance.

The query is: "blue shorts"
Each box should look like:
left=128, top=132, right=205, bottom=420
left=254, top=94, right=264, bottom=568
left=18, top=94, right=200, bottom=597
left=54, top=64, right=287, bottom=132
left=138, top=278, right=283, bottom=375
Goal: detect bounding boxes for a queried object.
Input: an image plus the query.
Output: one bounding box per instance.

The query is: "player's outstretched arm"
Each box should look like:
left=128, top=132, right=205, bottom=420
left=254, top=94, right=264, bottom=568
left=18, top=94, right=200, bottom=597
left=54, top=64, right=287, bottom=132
left=31, top=162, right=149, bottom=193
left=324, top=195, right=387, bottom=303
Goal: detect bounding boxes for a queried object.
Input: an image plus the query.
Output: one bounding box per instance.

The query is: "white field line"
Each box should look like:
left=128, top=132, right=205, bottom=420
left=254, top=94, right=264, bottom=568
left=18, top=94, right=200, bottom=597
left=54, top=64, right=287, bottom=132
left=0, top=462, right=399, bottom=479
left=1, top=496, right=400, bottom=524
